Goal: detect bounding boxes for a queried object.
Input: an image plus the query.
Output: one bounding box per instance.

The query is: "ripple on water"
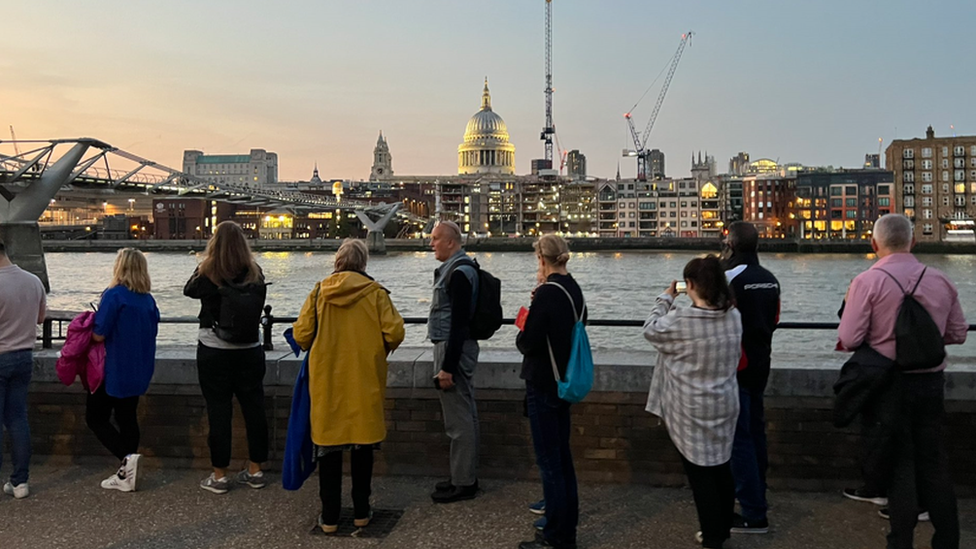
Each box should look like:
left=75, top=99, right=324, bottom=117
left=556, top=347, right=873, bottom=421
left=43, top=250, right=976, bottom=358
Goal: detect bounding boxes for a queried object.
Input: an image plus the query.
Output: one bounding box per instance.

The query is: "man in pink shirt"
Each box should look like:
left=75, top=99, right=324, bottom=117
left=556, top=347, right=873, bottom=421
left=0, top=237, right=47, bottom=499
left=838, top=214, right=967, bottom=549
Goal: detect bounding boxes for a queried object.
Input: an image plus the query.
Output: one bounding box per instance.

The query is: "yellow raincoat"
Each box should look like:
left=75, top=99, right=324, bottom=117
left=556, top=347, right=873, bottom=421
left=292, top=271, right=405, bottom=447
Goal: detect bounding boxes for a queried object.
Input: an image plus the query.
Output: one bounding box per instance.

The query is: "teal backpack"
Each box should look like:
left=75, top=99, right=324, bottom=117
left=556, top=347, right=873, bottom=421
left=545, top=282, right=594, bottom=403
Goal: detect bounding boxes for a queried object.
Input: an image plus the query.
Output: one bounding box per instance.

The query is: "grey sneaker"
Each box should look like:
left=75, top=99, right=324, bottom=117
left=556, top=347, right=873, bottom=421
left=235, top=469, right=266, bottom=489
left=3, top=481, right=29, bottom=499
left=200, top=473, right=232, bottom=494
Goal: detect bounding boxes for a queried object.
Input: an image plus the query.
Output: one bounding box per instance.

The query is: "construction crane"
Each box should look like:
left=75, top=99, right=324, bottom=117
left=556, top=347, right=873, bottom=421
left=623, top=31, right=693, bottom=181
left=540, top=0, right=555, bottom=168
left=9, top=126, right=21, bottom=157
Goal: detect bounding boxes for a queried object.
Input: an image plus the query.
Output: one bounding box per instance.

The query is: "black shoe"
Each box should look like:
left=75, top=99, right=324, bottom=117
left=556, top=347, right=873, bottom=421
left=431, top=482, right=479, bottom=503
left=877, top=508, right=930, bottom=522
left=842, top=487, right=888, bottom=506
left=434, top=478, right=478, bottom=493
left=730, top=513, right=769, bottom=534
left=518, top=541, right=554, bottom=549
left=518, top=540, right=575, bottom=549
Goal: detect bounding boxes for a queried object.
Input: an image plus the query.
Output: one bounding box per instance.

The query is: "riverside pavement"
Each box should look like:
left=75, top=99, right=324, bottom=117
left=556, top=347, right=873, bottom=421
left=1, top=463, right=973, bottom=549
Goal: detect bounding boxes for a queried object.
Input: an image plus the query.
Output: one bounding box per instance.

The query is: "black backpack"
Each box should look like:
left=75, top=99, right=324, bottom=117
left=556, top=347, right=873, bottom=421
left=456, top=258, right=503, bottom=340
left=878, top=268, right=945, bottom=371
left=213, top=281, right=268, bottom=344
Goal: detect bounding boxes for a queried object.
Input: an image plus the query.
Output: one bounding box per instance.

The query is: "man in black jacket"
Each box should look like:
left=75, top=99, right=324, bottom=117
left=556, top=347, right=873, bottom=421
left=722, top=222, right=780, bottom=534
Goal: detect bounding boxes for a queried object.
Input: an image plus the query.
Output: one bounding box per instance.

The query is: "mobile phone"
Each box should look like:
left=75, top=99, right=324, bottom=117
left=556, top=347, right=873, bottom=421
left=675, top=281, right=687, bottom=294
left=433, top=376, right=442, bottom=390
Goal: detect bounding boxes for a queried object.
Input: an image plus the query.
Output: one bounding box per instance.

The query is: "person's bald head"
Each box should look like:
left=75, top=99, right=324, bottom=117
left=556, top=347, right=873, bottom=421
left=431, top=221, right=463, bottom=261
left=872, top=214, right=914, bottom=256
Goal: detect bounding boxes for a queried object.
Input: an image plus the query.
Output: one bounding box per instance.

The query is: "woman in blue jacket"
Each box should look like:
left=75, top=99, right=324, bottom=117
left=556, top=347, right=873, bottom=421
left=89, top=248, right=159, bottom=493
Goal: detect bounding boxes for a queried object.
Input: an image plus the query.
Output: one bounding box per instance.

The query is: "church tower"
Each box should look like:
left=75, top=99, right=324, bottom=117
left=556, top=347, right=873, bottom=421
left=370, top=131, right=393, bottom=181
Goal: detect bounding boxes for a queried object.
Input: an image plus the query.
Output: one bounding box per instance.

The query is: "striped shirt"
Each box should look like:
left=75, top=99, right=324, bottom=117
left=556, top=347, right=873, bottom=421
left=643, top=293, right=742, bottom=466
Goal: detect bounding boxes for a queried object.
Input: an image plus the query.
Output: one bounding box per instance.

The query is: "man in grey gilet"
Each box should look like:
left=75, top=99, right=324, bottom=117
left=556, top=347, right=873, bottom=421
left=428, top=221, right=480, bottom=503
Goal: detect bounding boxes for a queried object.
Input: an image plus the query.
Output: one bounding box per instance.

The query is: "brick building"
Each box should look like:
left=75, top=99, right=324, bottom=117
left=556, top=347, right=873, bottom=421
left=742, top=173, right=797, bottom=238
left=795, top=169, right=894, bottom=240
left=886, top=126, right=976, bottom=242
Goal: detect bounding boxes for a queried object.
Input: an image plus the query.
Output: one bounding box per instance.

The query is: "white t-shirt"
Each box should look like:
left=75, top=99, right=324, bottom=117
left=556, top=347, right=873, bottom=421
left=0, top=264, right=46, bottom=354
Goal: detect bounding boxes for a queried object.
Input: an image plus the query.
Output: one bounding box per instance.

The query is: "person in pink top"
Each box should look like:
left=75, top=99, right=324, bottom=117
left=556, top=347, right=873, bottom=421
left=838, top=214, right=967, bottom=549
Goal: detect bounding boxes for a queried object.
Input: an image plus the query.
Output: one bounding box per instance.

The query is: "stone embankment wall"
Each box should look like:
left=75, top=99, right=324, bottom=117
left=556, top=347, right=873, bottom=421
left=22, top=348, right=976, bottom=494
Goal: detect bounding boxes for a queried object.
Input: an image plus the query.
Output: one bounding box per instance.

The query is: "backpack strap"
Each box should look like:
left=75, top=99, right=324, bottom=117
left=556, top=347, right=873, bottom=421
left=876, top=268, right=907, bottom=295
left=544, top=282, right=584, bottom=323
left=909, top=267, right=928, bottom=296
left=877, top=267, right=927, bottom=297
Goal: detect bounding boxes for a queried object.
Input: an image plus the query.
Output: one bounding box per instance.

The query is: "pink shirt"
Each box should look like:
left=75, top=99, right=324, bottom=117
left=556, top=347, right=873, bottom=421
left=838, top=253, right=968, bottom=372
left=0, top=264, right=47, bottom=354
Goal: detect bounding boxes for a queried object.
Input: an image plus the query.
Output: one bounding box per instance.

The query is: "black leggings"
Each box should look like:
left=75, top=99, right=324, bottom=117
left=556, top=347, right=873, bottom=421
left=682, top=456, right=734, bottom=549
left=86, top=385, right=140, bottom=461
left=197, top=344, right=269, bottom=468
left=318, top=447, right=374, bottom=525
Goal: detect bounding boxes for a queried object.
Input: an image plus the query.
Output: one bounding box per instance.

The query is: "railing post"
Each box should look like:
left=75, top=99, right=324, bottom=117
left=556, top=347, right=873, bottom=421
left=262, top=305, right=274, bottom=351
left=42, top=318, right=53, bottom=349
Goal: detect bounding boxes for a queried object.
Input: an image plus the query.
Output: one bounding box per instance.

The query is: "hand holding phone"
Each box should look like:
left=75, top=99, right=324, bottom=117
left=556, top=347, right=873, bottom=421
left=675, top=281, right=687, bottom=294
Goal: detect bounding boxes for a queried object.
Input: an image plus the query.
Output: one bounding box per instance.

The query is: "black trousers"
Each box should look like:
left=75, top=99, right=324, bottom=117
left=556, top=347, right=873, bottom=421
left=86, top=385, right=140, bottom=461
left=196, top=343, right=268, bottom=469
left=318, top=447, right=374, bottom=525
left=887, top=373, right=959, bottom=549
left=681, top=456, right=734, bottom=549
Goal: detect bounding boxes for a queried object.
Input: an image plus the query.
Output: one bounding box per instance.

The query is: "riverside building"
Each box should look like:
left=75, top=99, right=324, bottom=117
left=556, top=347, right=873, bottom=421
left=182, top=149, right=278, bottom=187
left=886, top=126, right=976, bottom=243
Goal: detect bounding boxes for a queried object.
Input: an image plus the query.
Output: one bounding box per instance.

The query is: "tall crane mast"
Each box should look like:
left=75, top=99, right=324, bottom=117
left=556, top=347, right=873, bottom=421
left=623, top=31, right=693, bottom=181
left=540, top=0, right=554, bottom=166
left=9, top=126, right=21, bottom=157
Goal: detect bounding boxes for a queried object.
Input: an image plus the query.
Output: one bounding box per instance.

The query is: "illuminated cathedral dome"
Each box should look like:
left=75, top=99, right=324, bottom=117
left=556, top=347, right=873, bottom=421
left=458, top=78, right=516, bottom=175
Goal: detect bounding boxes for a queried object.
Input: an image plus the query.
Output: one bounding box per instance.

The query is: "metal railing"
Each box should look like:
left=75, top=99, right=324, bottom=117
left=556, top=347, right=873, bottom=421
left=38, top=306, right=976, bottom=351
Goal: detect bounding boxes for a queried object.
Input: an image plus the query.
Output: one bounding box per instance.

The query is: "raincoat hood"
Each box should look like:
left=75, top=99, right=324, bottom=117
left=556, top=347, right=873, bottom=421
left=320, top=271, right=386, bottom=307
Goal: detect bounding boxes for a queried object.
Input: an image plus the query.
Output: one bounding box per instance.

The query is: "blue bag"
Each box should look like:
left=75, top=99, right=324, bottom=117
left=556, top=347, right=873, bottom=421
left=282, top=327, right=315, bottom=491
left=545, top=282, right=594, bottom=403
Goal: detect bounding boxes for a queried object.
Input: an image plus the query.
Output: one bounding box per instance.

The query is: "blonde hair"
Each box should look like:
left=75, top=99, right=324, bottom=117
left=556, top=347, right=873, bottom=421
left=198, top=221, right=261, bottom=285
left=110, top=248, right=151, bottom=294
left=534, top=234, right=570, bottom=267
left=334, top=239, right=369, bottom=273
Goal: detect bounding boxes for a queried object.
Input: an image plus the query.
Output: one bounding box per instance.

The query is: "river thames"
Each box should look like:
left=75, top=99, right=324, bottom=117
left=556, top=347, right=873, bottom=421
left=44, top=250, right=976, bottom=362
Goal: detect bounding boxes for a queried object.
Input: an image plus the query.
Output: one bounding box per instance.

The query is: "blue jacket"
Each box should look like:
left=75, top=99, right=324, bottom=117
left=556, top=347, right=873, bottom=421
left=282, top=328, right=315, bottom=490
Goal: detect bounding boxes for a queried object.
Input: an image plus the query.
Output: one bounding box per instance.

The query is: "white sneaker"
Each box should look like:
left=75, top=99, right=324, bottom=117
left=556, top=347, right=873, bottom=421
left=3, top=481, right=29, bottom=499
left=100, top=462, right=135, bottom=493
left=123, top=454, right=141, bottom=491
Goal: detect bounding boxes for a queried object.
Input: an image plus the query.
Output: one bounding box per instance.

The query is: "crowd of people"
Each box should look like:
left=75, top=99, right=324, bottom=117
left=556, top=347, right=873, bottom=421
left=0, top=213, right=968, bottom=549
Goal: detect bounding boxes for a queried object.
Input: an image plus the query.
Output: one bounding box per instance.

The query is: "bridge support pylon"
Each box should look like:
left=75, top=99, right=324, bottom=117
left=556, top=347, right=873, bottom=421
left=1, top=141, right=93, bottom=291
left=354, top=203, right=402, bottom=255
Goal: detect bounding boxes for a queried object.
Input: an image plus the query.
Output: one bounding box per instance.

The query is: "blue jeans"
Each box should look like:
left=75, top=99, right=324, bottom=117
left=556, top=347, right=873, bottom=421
left=526, top=382, right=578, bottom=549
left=731, top=387, right=768, bottom=521
left=0, top=349, right=33, bottom=486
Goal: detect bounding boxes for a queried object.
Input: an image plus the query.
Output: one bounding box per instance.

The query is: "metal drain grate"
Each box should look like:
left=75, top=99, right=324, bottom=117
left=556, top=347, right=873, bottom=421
left=309, top=508, right=405, bottom=538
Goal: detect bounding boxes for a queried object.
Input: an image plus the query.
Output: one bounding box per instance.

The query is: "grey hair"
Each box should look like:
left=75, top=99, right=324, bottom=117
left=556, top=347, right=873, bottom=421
left=436, top=221, right=462, bottom=244
left=334, top=239, right=369, bottom=272
left=873, top=214, right=913, bottom=251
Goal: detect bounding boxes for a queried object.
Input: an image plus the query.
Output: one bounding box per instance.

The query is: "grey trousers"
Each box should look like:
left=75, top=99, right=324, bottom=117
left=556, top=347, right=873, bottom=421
left=433, top=340, right=480, bottom=487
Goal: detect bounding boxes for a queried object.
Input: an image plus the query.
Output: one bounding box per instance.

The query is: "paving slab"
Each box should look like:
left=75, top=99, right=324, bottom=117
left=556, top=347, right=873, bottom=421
left=0, top=463, right=973, bottom=549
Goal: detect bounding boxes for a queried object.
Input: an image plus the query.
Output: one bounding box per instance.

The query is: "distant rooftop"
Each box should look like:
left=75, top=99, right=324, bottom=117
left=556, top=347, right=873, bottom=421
left=195, top=155, right=251, bottom=164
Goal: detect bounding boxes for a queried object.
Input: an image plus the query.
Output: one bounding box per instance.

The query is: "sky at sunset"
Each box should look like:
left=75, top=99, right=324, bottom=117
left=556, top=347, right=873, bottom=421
left=3, top=0, right=974, bottom=181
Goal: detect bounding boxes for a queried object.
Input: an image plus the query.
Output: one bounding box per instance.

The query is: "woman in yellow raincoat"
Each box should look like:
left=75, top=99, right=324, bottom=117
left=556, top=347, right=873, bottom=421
left=292, top=239, right=405, bottom=533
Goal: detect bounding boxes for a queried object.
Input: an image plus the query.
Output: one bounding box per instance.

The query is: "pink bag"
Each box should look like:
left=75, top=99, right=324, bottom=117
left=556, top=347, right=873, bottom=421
left=55, top=311, right=105, bottom=393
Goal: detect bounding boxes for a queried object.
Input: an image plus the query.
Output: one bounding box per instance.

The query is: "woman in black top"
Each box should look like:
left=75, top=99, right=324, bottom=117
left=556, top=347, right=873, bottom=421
left=516, top=235, right=585, bottom=549
left=184, top=221, right=269, bottom=495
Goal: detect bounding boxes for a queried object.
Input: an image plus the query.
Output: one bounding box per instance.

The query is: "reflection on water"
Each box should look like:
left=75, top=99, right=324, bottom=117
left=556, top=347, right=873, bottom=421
left=44, top=250, right=976, bottom=359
